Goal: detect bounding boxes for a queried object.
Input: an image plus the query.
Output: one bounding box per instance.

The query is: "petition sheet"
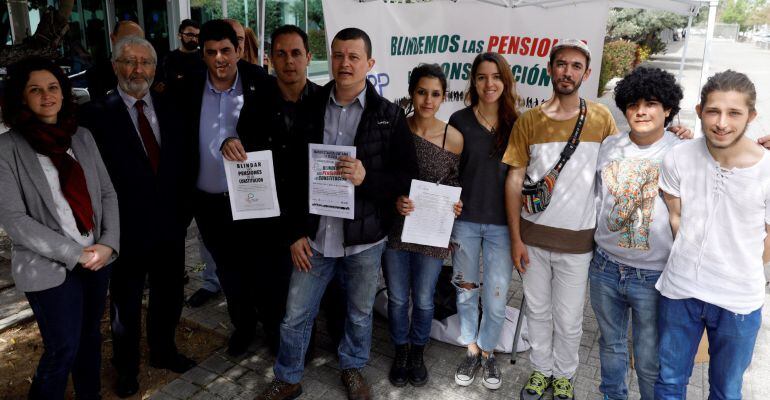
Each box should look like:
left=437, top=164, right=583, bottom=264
left=308, top=143, right=356, bottom=220
left=224, top=150, right=280, bottom=220
left=401, top=179, right=462, bottom=248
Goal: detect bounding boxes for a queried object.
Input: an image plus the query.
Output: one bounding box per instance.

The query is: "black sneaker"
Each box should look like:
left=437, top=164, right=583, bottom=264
left=454, top=350, right=481, bottom=386
left=481, top=353, right=501, bottom=390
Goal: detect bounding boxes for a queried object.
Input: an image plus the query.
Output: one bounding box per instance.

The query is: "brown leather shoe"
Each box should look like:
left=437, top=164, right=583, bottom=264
left=254, top=379, right=302, bottom=400
left=341, top=368, right=372, bottom=400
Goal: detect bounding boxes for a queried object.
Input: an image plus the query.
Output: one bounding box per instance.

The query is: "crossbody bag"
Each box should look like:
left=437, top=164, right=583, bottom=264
left=521, top=98, right=587, bottom=214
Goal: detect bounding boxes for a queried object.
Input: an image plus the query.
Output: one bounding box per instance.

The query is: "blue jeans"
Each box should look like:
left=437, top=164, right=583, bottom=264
left=656, top=296, right=761, bottom=400
left=383, top=248, right=443, bottom=346
left=274, top=242, right=385, bottom=384
left=589, top=248, right=661, bottom=400
left=25, top=266, right=111, bottom=400
left=450, top=220, right=513, bottom=352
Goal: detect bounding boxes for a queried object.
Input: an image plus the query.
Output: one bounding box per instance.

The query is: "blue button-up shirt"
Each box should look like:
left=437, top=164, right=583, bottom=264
left=309, top=88, right=386, bottom=258
left=196, top=72, right=244, bottom=193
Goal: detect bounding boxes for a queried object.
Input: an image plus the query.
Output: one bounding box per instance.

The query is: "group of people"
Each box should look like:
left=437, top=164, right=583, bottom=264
left=0, top=14, right=767, bottom=400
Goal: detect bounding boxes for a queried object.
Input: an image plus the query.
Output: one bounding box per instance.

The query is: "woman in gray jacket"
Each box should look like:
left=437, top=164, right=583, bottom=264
left=0, top=56, right=119, bottom=400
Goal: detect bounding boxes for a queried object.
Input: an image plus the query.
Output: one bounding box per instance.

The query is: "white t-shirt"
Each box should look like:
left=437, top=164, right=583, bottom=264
left=656, top=137, right=770, bottom=314
left=594, top=131, right=680, bottom=271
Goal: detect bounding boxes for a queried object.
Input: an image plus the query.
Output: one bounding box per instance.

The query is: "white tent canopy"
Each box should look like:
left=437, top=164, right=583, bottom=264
left=253, top=0, right=714, bottom=98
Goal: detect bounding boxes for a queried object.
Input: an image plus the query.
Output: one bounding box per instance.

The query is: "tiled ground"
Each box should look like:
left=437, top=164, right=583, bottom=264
left=151, top=227, right=744, bottom=400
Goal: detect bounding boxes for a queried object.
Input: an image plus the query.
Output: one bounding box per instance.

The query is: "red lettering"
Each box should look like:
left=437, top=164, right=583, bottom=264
left=521, top=37, right=532, bottom=56
left=499, top=36, right=509, bottom=54
left=508, top=36, right=520, bottom=55
left=487, top=36, right=499, bottom=52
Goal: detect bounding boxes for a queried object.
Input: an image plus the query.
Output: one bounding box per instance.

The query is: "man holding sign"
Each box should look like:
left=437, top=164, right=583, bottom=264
left=256, top=28, right=417, bottom=400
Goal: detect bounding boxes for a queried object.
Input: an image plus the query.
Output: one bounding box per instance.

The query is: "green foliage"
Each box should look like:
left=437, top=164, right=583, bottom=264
left=720, top=0, right=752, bottom=30
left=606, top=8, right=687, bottom=56
left=598, top=40, right=638, bottom=96
left=309, top=28, right=327, bottom=60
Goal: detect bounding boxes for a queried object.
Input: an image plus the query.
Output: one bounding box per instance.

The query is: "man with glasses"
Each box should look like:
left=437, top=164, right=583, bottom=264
left=81, top=36, right=196, bottom=398
left=158, top=19, right=205, bottom=93
left=85, top=20, right=144, bottom=101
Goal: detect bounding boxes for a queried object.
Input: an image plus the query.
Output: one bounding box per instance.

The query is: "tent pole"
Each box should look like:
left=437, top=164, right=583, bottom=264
left=259, top=0, right=266, bottom=69
left=698, top=0, right=718, bottom=97
left=677, top=9, right=694, bottom=82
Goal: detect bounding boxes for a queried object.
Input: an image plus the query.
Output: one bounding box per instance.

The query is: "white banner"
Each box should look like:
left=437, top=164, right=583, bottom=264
left=321, top=0, right=609, bottom=120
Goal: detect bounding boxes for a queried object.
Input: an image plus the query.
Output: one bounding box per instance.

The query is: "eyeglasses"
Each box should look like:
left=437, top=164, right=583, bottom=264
left=181, top=32, right=199, bottom=39
left=116, top=59, right=155, bottom=69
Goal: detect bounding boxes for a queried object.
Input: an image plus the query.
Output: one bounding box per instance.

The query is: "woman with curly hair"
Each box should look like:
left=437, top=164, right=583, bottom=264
left=0, top=56, right=119, bottom=399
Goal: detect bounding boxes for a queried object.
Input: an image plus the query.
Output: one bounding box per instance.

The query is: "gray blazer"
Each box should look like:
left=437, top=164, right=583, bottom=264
left=0, top=127, right=120, bottom=292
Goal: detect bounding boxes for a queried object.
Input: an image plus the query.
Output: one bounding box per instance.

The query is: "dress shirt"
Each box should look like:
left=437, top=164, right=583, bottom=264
left=309, top=87, right=385, bottom=258
left=196, top=72, right=244, bottom=193
left=37, top=150, right=95, bottom=247
left=117, top=86, right=161, bottom=148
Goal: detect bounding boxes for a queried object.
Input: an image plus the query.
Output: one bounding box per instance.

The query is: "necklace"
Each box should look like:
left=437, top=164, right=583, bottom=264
left=475, top=107, right=497, bottom=134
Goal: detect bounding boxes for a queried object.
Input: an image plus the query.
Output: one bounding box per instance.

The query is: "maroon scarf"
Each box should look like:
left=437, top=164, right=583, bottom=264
left=18, top=111, right=95, bottom=235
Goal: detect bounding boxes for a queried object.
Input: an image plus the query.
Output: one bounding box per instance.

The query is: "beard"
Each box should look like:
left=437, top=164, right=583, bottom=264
left=703, top=123, right=748, bottom=149
left=118, top=75, right=153, bottom=97
left=553, top=77, right=583, bottom=95
left=182, top=40, right=198, bottom=51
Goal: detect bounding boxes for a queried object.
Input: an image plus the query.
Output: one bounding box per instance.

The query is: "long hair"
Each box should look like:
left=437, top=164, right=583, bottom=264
left=465, top=52, right=518, bottom=156
left=242, top=27, right=261, bottom=65
left=2, top=56, right=75, bottom=130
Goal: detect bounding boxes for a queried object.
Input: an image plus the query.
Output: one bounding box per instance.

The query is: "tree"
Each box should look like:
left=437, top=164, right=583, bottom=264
left=720, top=0, right=751, bottom=30
left=606, top=8, right=689, bottom=55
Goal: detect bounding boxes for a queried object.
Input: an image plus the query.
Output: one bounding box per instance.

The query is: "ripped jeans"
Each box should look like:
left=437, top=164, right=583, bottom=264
left=450, top=220, right=513, bottom=352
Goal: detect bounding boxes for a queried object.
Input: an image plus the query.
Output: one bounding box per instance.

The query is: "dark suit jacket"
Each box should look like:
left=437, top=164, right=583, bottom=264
left=85, top=59, right=117, bottom=101
left=236, top=78, right=319, bottom=245
left=80, top=91, right=194, bottom=256
left=181, top=60, right=269, bottom=180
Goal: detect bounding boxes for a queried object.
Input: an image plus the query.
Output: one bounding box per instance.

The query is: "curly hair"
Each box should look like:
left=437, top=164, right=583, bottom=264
left=614, top=67, right=682, bottom=126
left=1, top=56, right=75, bottom=130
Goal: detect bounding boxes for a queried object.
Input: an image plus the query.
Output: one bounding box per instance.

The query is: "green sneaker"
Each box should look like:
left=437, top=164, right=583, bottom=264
left=520, top=371, right=552, bottom=400
left=552, top=377, right=574, bottom=399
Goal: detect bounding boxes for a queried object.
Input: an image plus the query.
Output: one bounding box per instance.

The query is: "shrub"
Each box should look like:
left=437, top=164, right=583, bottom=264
left=309, top=29, right=327, bottom=60
left=598, top=40, right=638, bottom=96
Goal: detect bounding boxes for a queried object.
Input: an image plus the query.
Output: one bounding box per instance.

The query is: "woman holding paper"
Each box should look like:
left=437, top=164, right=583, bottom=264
left=448, top=52, right=519, bottom=391
left=0, top=56, right=119, bottom=399
left=384, top=63, right=463, bottom=388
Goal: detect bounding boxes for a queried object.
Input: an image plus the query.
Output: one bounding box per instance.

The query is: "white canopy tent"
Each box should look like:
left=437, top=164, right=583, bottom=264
left=249, top=0, right=713, bottom=96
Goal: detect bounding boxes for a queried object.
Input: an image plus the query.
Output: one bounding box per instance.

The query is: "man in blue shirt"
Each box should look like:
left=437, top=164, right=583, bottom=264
left=256, top=27, right=418, bottom=400
left=182, top=19, right=275, bottom=358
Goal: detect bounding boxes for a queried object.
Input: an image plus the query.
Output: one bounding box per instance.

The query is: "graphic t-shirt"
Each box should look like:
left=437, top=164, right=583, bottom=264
left=503, top=100, right=617, bottom=254
left=594, top=131, right=680, bottom=271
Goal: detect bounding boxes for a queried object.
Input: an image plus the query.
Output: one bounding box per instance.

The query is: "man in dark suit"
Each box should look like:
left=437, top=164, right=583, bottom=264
left=84, top=21, right=144, bottom=101
left=80, top=36, right=196, bottom=398
left=182, top=19, right=271, bottom=358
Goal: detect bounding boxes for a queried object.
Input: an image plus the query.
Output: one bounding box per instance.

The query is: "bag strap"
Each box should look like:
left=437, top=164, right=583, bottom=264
left=551, top=97, right=587, bottom=173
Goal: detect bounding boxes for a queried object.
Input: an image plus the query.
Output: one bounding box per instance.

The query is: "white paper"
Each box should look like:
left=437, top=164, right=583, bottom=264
left=401, top=179, right=462, bottom=248
left=223, top=151, right=281, bottom=220
left=308, top=144, right=356, bottom=220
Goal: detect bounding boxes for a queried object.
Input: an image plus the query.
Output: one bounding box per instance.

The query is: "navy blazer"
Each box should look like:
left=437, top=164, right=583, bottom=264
left=80, top=90, right=194, bottom=255
left=181, top=60, right=270, bottom=182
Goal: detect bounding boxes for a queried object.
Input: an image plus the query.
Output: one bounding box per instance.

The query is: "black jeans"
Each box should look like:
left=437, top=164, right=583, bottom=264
left=195, top=191, right=292, bottom=347
left=25, top=265, right=111, bottom=400
left=109, top=240, right=186, bottom=376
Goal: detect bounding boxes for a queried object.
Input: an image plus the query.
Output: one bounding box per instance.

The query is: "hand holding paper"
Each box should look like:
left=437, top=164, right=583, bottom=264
left=401, top=179, right=462, bottom=248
